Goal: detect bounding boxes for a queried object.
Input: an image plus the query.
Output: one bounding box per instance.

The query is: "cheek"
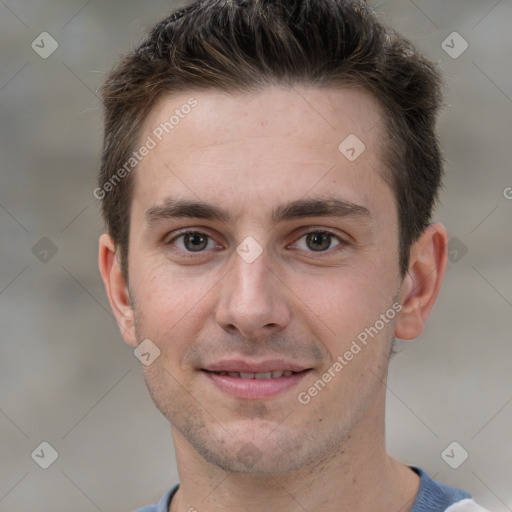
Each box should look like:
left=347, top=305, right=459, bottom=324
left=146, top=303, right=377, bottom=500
left=133, top=258, right=198, bottom=316
left=292, top=260, right=397, bottom=339
left=131, top=261, right=218, bottom=355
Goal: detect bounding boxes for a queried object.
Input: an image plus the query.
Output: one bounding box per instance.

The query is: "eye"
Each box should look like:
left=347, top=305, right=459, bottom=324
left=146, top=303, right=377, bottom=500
left=169, top=231, right=217, bottom=252
left=293, top=231, right=343, bottom=252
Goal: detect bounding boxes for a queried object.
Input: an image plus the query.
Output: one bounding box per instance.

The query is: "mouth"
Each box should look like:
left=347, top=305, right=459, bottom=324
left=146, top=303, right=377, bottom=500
left=200, top=361, right=312, bottom=399
left=204, top=369, right=303, bottom=379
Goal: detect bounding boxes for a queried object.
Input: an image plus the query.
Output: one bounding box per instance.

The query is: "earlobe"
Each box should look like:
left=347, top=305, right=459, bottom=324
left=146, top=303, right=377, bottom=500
left=394, top=223, right=448, bottom=341
left=98, top=233, right=137, bottom=347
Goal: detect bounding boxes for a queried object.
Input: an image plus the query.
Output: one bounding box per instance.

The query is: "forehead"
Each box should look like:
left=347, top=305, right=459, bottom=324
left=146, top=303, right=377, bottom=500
left=141, top=85, right=383, bottom=150
left=132, top=85, right=390, bottom=220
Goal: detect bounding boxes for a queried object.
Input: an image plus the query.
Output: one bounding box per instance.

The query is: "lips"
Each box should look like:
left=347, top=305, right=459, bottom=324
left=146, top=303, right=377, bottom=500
left=202, top=359, right=310, bottom=374
left=200, top=360, right=312, bottom=399
left=210, top=370, right=296, bottom=379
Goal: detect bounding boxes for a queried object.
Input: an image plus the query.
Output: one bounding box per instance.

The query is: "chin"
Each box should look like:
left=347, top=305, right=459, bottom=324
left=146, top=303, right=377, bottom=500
left=198, top=443, right=309, bottom=475
left=178, top=419, right=329, bottom=475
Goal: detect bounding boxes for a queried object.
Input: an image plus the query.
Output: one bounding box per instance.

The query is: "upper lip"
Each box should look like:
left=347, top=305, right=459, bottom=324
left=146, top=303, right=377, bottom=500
left=202, top=360, right=311, bottom=373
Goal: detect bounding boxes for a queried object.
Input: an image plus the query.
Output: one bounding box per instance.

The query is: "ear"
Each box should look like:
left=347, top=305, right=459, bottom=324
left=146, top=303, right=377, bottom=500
left=395, top=223, right=448, bottom=340
left=98, top=233, right=137, bottom=347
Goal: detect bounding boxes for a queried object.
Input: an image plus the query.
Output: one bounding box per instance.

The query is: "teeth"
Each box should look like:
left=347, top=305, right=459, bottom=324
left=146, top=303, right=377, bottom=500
left=217, top=370, right=297, bottom=379
left=255, top=372, right=272, bottom=379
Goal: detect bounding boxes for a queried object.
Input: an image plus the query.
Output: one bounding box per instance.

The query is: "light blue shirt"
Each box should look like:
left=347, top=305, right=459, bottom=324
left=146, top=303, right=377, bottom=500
left=135, top=466, right=477, bottom=512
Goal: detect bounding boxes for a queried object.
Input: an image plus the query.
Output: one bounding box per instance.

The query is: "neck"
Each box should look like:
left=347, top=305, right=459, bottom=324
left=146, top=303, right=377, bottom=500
left=169, top=388, right=420, bottom=512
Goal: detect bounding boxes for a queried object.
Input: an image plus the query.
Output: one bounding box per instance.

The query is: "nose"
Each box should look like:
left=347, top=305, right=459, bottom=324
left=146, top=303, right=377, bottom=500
left=214, top=244, right=291, bottom=339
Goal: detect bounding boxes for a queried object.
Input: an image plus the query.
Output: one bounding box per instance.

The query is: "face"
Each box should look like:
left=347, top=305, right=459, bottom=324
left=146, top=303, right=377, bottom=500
left=124, top=86, right=406, bottom=474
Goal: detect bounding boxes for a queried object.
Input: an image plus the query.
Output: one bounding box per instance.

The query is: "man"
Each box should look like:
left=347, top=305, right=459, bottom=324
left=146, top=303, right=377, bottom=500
left=97, top=1, right=489, bottom=510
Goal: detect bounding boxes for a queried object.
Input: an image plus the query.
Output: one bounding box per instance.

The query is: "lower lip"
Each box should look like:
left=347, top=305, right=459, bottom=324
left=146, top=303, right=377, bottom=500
left=201, top=370, right=311, bottom=400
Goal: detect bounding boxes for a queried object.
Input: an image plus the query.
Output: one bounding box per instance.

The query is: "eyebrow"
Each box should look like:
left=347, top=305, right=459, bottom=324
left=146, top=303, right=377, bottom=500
left=144, top=197, right=371, bottom=227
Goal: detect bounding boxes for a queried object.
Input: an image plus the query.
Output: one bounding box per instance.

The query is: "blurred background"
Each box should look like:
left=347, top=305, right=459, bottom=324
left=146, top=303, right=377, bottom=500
left=0, top=0, right=511, bottom=510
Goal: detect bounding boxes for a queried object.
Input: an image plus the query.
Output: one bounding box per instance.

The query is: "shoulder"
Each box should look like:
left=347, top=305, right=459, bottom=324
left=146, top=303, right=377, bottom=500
left=410, top=467, right=490, bottom=512
left=134, top=484, right=179, bottom=512
left=445, top=499, right=492, bottom=512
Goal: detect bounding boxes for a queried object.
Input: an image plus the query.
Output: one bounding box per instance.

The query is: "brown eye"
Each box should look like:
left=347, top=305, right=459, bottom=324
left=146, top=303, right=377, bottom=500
left=169, top=231, right=214, bottom=252
left=294, top=231, right=342, bottom=252
left=305, top=232, right=333, bottom=251
left=183, top=232, right=209, bottom=251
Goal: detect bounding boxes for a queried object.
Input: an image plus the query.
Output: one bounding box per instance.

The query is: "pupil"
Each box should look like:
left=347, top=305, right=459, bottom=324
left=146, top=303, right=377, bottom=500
left=307, top=233, right=331, bottom=251
left=185, top=233, right=207, bottom=251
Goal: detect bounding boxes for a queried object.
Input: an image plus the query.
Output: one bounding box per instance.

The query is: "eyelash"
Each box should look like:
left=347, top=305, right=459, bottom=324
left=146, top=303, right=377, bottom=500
left=165, top=229, right=348, bottom=257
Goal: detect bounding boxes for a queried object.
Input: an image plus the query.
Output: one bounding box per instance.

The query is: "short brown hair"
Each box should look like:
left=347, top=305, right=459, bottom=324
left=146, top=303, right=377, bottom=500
left=98, top=0, right=444, bottom=280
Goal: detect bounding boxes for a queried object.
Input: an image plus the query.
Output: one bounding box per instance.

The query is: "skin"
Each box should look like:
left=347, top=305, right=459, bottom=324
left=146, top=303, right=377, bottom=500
left=99, top=86, right=448, bottom=512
